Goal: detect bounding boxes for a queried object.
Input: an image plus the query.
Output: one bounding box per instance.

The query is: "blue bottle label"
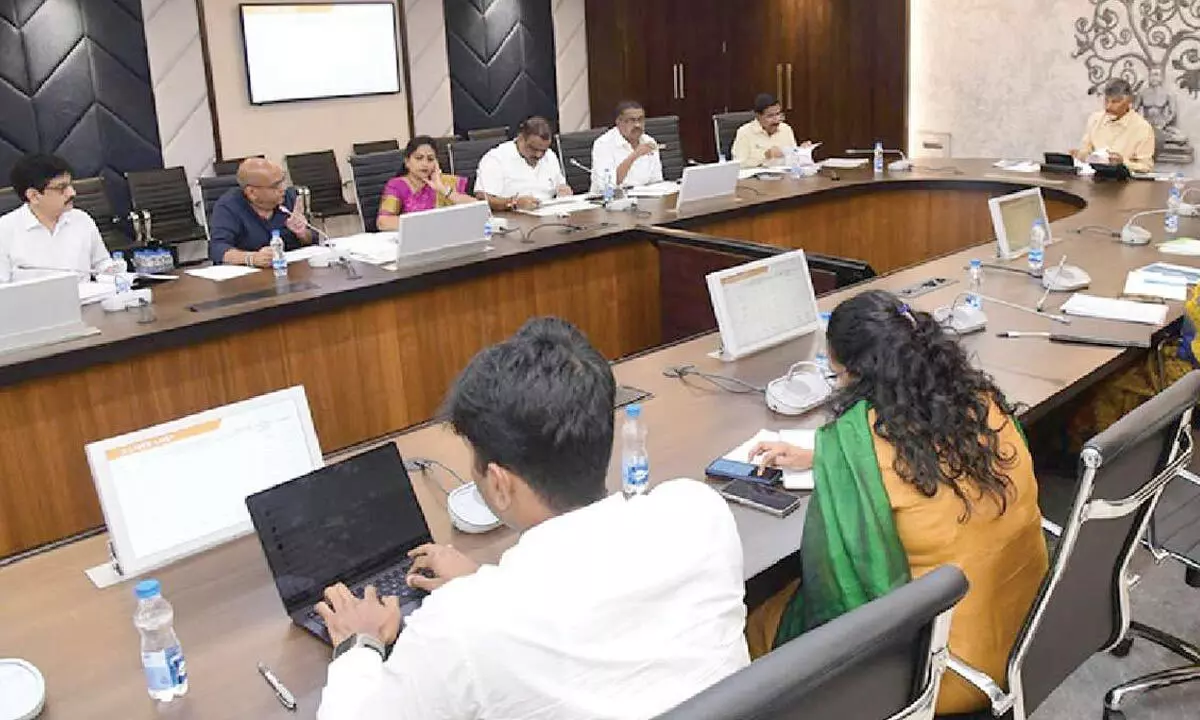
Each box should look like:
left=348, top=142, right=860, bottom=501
left=623, top=458, right=649, bottom=492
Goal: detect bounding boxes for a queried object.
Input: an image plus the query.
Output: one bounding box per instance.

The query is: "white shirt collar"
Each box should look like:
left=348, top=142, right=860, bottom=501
left=19, top=204, right=72, bottom=232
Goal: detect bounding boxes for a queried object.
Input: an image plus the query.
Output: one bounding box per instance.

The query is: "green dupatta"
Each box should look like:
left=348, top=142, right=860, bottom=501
left=773, top=400, right=911, bottom=647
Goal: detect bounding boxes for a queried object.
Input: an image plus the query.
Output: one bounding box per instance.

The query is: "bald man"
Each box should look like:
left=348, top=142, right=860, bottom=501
left=207, top=158, right=314, bottom=266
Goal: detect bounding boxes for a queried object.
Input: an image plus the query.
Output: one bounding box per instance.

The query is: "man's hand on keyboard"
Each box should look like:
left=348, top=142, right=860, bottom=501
left=315, top=583, right=402, bottom=647
left=406, top=544, right=481, bottom=592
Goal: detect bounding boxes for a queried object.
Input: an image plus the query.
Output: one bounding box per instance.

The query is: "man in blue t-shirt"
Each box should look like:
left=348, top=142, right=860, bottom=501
left=208, top=158, right=316, bottom=265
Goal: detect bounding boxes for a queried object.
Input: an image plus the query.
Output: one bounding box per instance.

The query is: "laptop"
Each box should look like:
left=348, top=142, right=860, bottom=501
left=675, top=160, right=741, bottom=208
left=395, top=201, right=491, bottom=267
left=245, top=443, right=433, bottom=644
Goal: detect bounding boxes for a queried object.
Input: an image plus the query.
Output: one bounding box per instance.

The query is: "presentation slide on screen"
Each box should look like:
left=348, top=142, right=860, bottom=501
left=241, top=4, right=401, bottom=104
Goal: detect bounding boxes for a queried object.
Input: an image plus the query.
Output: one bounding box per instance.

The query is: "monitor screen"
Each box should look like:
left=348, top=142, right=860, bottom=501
left=989, top=187, right=1049, bottom=259
left=706, top=250, right=820, bottom=361
left=239, top=3, right=401, bottom=105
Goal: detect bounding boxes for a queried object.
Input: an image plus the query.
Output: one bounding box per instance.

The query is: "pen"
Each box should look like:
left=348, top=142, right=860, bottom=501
left=257, top=662, right=297, bottom=711
left=1037, top=255, right=1067, bottom=312
left=996, top=331, right=1150, bottom=349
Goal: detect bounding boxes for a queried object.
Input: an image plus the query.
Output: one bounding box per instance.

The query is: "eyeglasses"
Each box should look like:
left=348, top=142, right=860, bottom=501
left=249, top=179, right=286, bottom=190
left=43, top=181, right=73, bottom=193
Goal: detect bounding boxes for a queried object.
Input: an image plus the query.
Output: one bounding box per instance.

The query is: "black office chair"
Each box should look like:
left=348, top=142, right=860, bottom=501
left=645, top=115, right=685, bottom=181
left=945, top=371, right=1200, bottom=720
left=197, top=175, right=241, bottom=230
left=126, top=167, right=208, bottom=246
left=213, top=155, right=262, bottom=176
left=467, top=126, right=508, bottom=141
left=713, top=111, right=755, bottom=162
left=656, top=565, right=968, bottom=720
left=348, top=149, right=407, bottom=233
left=0, top=186, right=22, bottom=216
left=556, top=127, right=607, bottom=194
left=448, top=136, right=506, bottom=194
left=352, top=140, right=400, bottom=156
left=72, top=177, right=132, bottom=252
left=284, top=150, right=358, bottom=220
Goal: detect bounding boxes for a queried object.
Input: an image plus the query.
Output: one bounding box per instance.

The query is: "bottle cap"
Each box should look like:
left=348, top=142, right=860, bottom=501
left=113, top=251, right=124, bottom=259
left=134, top=578, right=161, bottom=599
left=626, top=403, right=642, bottom=418
left=969, top=258, right=982, bottom=267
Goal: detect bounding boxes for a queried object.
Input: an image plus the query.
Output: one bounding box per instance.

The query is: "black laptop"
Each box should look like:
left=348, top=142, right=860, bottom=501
left=245, top=444, right=433, bottom=644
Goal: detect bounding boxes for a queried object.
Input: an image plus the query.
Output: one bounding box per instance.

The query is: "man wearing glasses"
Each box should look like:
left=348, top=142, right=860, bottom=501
left=590, top=100, right=664, bottom=192
left=730, top=93, right=812, bottom=168
left=208, top=157, right=315, bottom=266
left=0, top=153, right=115, bottom=282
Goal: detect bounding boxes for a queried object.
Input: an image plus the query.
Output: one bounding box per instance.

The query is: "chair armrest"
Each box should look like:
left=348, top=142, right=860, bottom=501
left=947, top=654, right=1014, bottom=716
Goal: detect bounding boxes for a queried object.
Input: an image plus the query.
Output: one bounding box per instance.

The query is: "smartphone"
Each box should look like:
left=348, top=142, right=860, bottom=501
left=705, top=458, right=782, bottom=486
left=718, top=479, right=803, bottom=518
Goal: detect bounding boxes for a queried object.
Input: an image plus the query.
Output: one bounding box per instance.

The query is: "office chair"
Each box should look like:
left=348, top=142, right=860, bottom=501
left=197, top=175, right=241, bottom=230
left=352, top=139, right=400, bottom=156
left=448, top=136, right=506, bottom=194
left=284, top=150, right=358, bottom=221
left=71, top=177, right=132, bottom=252
left=556, top=127, right=607, bottom=194
left=644, top=115, right=685, bottom=181
left=713, top=111, right=755, bottom=162
left=126, top=167, right=208, bottom=246
left=943, top=370, right=1200, bottom=720
left=655, top=565, right=968, bottom=720
left=213, top=155, right=263, bottom=176
left=467, top=126, right=508, bottom=141
left=0, top=186, right=22, bottom=216
left=348, top=149, right=407, bottom=233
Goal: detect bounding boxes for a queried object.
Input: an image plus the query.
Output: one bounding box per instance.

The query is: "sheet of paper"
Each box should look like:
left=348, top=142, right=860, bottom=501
left=821, top=158, right=869, bottom=169
left=539, top=195, right=589, bottom=207
left=185, top=265, right=260, bottom=281
left=625, top=181, right=680, bottom=198
left=1135, top=262, right=1200, bottom=285
left=738, top=167, right=784, bottom=180
left=1123, top=272, right=1188, bottom=301
left=517, top=200, right=599, bottom=217
left=284, top=245, right=329, bottom=264
left=1158, top=238, right=1200, bottom=256
left=723, top=428, right=818, bottom=490
left=330, top=232, right=398, bottom=265
left=78, top=281, right=115, bottom=305
left=785, top=142, right=821, bottom=168
left=993, top=159, right=1040, bottom=173
left=1061, top=293, right=1169, bottom=325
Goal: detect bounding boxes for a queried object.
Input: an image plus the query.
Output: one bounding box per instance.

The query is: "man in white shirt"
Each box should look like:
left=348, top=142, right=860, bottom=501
left=315, top=317, right=749, bottom=720
left=475, top=116, right=573, bottom=211
left=590, top=100, right=664, bottom=193
left=0, top=153, right=112, bottom=283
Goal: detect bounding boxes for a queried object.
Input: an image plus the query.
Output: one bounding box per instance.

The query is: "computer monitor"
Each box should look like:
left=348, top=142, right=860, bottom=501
left=395, top=200, right=491, bottom=266
left=676, top=160, right=741, bottom=208
left=85, top=386, right=323, bottom=580
left=706, top=249, right=820, bottom=361
left=988, top=186, right=1050, bottom=259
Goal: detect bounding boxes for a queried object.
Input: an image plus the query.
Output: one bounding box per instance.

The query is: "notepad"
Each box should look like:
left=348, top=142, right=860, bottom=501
left=185, top=265, right=260, bottom=281
left=723, top=428, right=817, bottom=490
left=1060, top=293, right=1169, bottom=325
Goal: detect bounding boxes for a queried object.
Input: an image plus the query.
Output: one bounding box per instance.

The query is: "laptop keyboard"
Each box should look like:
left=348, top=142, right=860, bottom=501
left=304, top=557, right=427, bottom=623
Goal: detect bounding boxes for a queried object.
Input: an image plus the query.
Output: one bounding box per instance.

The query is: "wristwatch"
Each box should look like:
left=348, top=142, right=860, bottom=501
left=332, top=633, right=386, bottom=662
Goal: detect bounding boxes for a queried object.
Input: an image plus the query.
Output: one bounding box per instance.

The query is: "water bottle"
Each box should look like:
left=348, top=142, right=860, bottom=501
left=1167, top=172, right=1186, bottom=236
left=818, top=311, right=831, bottom=333
left=1028, top=219, right=1047, bottom=275
left=967, top=259, right=983, bottom=310
left=621, top=403, right=649, bottom=498
left=483, top=215, right=494, bottom=242
left=269, top=229, right=286, bottom=278
left=134, top=579, right=188, bottom=701
left=873, top=141, right=884, bottom=175
left=112, top=251, right=132, bottom=294
left=602, top=169, right=615, bottom=206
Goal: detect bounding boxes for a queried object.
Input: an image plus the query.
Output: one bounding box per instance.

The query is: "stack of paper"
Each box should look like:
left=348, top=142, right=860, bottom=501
left=185, top=266, right=260, bottom=282
left=517, top=199, right=598, bottom=217
left=993, top=159, right=1040, bottom=173
left=1157, top=238, right=1200, bottom=257
left=78, top=281, right=115, bottom=305
left=625, top=181, right=679, bottom=198
left=284, top=246, right=330, bottom=264
left=821, top=158, right=869, bottom=169
left=1061, top=293, right=1169, bottom=325
left=723, top=428, right=817, bottom=490
left=330, top=233, right=398, bottom=265
left=738, top=167, right=785, bottom=180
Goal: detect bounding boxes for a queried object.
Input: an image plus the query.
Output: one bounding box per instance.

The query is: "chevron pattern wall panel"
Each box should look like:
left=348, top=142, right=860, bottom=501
left=552, top=0, right=587, bottom=132
left=0, top=0, right=162, bottom=217
left=444, top=0, right=558, bottom=137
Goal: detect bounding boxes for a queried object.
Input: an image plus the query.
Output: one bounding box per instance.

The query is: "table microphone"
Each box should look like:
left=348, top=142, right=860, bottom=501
left=277, top=205, right=330, bottom=245
left=278, top=206, right=361, bottom=279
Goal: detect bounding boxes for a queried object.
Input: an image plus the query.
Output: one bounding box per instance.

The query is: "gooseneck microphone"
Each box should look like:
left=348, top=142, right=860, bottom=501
left=278, top=205, right=330, bottom=245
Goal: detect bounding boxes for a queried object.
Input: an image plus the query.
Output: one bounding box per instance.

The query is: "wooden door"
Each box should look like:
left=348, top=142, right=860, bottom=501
left=674, top=0, right=729, bottom=161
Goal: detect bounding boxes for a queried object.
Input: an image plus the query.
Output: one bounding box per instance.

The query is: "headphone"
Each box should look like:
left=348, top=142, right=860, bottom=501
left=766, top=361, right=834, bottom=416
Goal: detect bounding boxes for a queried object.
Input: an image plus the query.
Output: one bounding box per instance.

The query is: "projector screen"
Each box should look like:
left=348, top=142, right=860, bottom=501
left=240, top=3, right=402, bottom=105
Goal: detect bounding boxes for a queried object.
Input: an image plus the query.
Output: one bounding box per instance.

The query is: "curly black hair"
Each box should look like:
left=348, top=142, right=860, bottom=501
left=825, top=290, right=1021, bottom=518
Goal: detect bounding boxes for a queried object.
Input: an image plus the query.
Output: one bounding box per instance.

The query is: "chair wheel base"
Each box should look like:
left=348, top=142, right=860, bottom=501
left=1103, top=708, right=1125, bottom=720
left=1111, top=638, right=1134, bottom=657
left=1186, top=567, right=1200, bottom=588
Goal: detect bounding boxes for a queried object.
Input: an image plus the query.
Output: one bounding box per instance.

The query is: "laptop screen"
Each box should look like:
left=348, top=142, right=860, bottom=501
left=246, top=443, right=434, bottom=611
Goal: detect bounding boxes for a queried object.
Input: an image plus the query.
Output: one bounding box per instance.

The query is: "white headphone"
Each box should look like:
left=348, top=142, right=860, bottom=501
left=766, top=361, right=834, bottom=416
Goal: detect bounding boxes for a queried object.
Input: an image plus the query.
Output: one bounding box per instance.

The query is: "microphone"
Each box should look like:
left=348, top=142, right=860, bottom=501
left=569, top=158, right=599, bottom=182
left=278, top=205, right=360, bottom=279
left=846, top=148, right=912, bottom=171
left=278, top=205, right=330, bottom=246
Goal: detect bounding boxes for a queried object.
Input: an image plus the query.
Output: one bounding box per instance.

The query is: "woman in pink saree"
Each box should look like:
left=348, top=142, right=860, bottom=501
left=376, top=136, right=475, bottom=231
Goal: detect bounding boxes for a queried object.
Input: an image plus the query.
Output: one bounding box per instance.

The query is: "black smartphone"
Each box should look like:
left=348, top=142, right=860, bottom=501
left=705, top=458, right=782, bottom=485
left=718, top=479, right=803, bottom=518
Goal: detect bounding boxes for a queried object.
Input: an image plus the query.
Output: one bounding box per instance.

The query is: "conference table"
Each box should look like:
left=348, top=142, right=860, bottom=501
left=0, top=159, right=1190, bottom=718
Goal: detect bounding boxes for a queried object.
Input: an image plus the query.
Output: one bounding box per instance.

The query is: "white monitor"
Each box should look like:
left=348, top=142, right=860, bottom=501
left=989, top=187, right=1050, bottom=259
left=706, top=250, right=821, bottom=361
left=395, top=201, right=491, bottom=266
left=85, top=386, right=323, bottom=582
left=0, top=272, right=97, bottom=354
left=676, top=160, right=741, bottom=208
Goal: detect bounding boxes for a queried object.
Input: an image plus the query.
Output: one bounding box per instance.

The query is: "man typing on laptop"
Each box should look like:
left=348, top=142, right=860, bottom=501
left=314, top=317, right=749, bottom=719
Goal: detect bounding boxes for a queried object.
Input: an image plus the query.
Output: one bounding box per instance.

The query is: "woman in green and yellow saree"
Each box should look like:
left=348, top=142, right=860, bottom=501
left=744, top=290, right=1049, bottom=715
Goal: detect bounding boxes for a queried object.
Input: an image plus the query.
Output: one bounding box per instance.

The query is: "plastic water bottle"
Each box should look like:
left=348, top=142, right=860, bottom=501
left=269, top=229, right=286, bottom=278
left=818, top=311, right=831, bottom=333
left=873, top=141, right=885, bottom=175
left=483, top=215, right=494, bottom=242
left=602, top=169, right=615, bottom=206
left=134, top=579, right=188, bottom=702
left=967, top=259, right=983, bottom=310
left=1028, top=220, right=1047, bottom=275
left=621, top=403, right=649, bottom=498
left=112, top=251, right=132, bottom=294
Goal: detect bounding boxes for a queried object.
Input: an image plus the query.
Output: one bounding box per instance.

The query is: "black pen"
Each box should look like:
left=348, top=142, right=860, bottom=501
left=258, top=662, right=297, bottom=711
left=996, top=331, right=1149, bottom=349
